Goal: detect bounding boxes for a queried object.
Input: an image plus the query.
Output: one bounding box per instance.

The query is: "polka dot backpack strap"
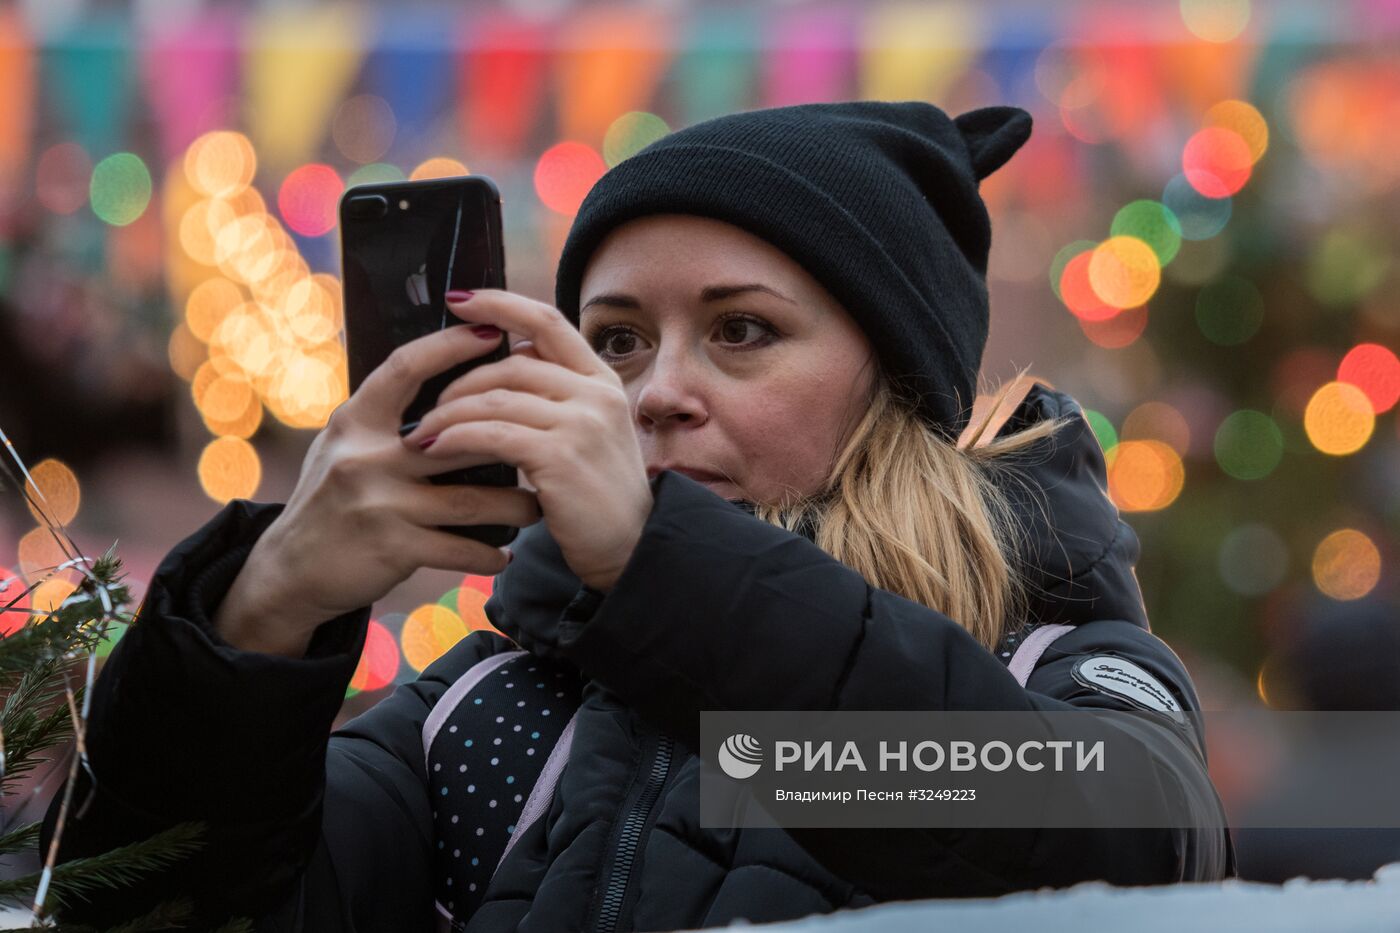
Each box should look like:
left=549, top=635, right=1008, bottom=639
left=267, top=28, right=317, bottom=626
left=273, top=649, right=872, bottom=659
left=421, top=649, right=585, bottom=929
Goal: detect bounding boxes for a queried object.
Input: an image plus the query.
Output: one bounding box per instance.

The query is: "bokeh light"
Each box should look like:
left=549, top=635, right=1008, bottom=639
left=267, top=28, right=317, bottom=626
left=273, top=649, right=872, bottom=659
left=1303, top=381, right=1375, bottom=455
left=1082, top=408, right=1118, bottom=450
left=1180, top=0, right=1251, bottom=43
left=1311, top=529, right=1381, bottom=601
left=1337, top=343, right=1400, bottom=414
left=1089, top=236, right=1162, bottom=309
left=1217, top=523, right=1288, bottom=596
left=347, top=162, right=406, bottom=188
left=1182, top=127, right=1253, bottom=198
left=23, top=458, right=81, bottom=526
left=90, top=152, right=153, bottom=226
left=1203, top=100, right=1268, bottom=164
left=1195, top=274, right=1264, bottom=345
left=185, top=131, right=257, bottom=198
left=333, top=94, right=397, bottom=164
left=410, top=157, right=469, bottom=181
left=278, top=163, right=343, bottom=237
left=350, top=618, right=401, bottom=692
left=36, top=142, right=92, bottom=214
left=1306, top=228, right=1391, bottom=308
left=1110, top=200, right=1182, bottom=266
left=603, top=110, right=670, bottom=167
left=534, top=141, right=607, bottom=216
left=402, top=603, right=469, bottom=672
left=1122, top=401, right=1191, bottom=456
left=1162, top=174, right=1231, bottom=240
left=1213, top=410, right=1284, bottom=480
left=197, top=435, right=262, bottom=502
left=1107, top=439, right=1186, bottom=511
left=0, top=565, right=33, bottom=636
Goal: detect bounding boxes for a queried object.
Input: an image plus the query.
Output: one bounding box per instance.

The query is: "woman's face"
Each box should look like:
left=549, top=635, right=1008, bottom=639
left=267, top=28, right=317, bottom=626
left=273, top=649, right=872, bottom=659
left=578, top=214, right=877, bottom=507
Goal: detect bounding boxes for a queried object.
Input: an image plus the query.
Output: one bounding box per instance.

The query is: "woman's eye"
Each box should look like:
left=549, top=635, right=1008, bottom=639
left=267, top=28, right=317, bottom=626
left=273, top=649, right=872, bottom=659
left=589, top=314, right=775, bottom=360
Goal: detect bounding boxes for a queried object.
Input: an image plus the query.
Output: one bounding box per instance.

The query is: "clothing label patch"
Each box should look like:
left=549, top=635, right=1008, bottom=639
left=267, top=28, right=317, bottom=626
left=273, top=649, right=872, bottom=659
left=1071, top=655, right=1184, bottom=720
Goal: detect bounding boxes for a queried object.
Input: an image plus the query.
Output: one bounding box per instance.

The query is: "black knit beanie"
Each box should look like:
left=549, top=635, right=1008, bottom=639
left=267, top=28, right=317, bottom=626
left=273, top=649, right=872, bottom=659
left=553, top=100, right=1034, bottom=440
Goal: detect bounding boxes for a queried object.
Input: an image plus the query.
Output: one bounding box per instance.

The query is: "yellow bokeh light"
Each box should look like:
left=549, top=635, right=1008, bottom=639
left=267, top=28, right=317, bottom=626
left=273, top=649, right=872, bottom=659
left=401, top=603, right=469, bottom=672
left=17, top=526, right=77, bottom=585
left=1180, top=0, right=1251, bottom=43
left=410, top=157, right=469, bottom=181
left=1089, top=236, right=1162, bottom=309
left=1311, top=528, right=1381, bottom=600
left=24, top=458, right=80, bottom=526
left=1304, top=381, right=1375, bottom=455
left=1107, top=440, right=1185, bottom=511
left=179, top=198, right=237, bottom=266
left=199, top=373, right=255, bottom=422
left=31, top=577, right=77, bottom=616
left=197, top=436, right=262, bottom=503
left=167, top=321, right=207, bottom=381
left=1204, top=100, right=1268, bottom=164
left=202, top=388, right=264, bottom=439
left=185, top=276, right=244, bottom=343
left=185, top=131, right=257, bottom=199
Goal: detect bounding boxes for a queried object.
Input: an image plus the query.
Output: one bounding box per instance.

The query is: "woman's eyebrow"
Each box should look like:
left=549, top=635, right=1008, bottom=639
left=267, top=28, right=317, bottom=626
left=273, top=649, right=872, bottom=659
left=580, top=283, right=797, bottom=313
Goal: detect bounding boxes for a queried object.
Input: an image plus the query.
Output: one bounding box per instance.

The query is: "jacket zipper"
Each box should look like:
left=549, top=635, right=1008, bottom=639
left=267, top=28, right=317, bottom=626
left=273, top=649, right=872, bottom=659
left=593, top=732, right=675, bottom=933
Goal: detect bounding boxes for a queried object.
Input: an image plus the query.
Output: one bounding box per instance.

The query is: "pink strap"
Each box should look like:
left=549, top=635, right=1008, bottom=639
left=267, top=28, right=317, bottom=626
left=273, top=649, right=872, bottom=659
left=1007, top=623, right=1075, bottom=687
left=421, top=650, right=526, bottom=772
left=493, top=709, right=579, bottom=876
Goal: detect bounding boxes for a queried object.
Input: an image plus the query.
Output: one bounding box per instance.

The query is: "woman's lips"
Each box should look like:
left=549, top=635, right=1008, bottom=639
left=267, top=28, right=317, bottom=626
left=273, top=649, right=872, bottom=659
left=648, top=466, right=726, bottom=483
left=675, top=468, right=725, bottom=483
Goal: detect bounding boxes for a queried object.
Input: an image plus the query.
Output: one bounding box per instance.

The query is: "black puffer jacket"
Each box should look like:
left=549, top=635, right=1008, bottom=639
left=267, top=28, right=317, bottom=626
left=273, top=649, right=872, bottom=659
left=42, top=382, right=1234, bottom=929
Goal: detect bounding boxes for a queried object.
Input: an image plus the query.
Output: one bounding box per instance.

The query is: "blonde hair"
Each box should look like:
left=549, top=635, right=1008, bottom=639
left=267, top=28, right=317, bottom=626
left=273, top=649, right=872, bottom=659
left=748, top=363, right=1075, bottom=652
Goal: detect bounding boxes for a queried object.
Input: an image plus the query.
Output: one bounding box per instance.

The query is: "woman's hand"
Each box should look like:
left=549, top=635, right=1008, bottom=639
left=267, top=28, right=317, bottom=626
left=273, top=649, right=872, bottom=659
left=399, top=289, right=653, bottom=593
left=215, top=317, right=546, bottom=656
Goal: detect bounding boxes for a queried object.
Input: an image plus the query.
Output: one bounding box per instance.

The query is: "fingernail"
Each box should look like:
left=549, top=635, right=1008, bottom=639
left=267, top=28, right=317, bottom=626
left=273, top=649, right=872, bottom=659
left=471, top=324, right=501, bottom=339
left=446, top=290, right=475, bottom=304
left=418, top=434, right=438, bottom=449
left=504, top=548, right=514, bottom=564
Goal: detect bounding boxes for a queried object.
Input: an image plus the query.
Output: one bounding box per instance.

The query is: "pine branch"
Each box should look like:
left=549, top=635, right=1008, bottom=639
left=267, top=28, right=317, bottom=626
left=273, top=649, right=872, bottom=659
left=0, top=821, right=205, bottom=912
left=0, top=820, right=40, bottom=857
left=98, top=895, right=195, bottom=932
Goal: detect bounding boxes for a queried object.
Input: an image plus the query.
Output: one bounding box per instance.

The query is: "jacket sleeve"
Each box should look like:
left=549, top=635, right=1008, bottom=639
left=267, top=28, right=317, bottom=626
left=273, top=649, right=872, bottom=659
left=39, top=498, right=514, bottom=929
left=504, top=469, right=1233, bottom=901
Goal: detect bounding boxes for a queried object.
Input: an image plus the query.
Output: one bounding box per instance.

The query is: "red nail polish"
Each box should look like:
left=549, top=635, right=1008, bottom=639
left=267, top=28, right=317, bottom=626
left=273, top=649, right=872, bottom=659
left=418, top=434, right=438, bottom=449
left=446, top=290, right=475, bottom=303
left=471, top=325, right=501, bottom=339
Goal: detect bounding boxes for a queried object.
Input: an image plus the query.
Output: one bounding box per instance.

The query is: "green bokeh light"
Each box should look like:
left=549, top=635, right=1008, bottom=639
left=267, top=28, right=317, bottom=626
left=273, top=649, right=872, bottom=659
left=1196, top=274, right=1265, bottom=345
left=1306, top=228, right=1390, bottom=308
left=346, top=162, right=406, bottom=189
left=1213, top=409, right=1283, bottom=480
left=89, top=152, right=152, bottom=226
left=1111, top=200, right=1183, bottom=266
left=1083, top=407, right=1118, bottom=451
left=603, top=111, right=671, bottom=167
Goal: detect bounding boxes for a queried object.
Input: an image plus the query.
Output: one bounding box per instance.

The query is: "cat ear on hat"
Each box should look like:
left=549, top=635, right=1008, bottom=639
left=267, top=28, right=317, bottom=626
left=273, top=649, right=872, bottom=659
left=953, top=106, right=1033, bottom=181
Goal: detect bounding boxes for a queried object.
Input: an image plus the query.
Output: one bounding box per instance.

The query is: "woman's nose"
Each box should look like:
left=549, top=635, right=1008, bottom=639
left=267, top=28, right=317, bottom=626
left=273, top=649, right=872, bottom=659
left=633, top=353, right=708, bottom=426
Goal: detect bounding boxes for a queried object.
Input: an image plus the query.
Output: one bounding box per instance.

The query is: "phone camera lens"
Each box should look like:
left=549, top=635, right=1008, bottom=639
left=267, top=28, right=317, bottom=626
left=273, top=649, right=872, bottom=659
left=346, top=194, right=388, bottom=220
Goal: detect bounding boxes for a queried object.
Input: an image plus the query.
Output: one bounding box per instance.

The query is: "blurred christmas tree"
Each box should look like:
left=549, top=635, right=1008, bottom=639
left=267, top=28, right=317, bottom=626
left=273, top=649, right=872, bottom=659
left=0, top=428, right=248, bottom=931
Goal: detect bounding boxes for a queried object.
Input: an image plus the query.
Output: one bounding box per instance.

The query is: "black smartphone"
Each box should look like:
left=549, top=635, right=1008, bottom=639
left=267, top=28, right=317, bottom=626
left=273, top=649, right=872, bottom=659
left=339, top=174, right=519, bottom=548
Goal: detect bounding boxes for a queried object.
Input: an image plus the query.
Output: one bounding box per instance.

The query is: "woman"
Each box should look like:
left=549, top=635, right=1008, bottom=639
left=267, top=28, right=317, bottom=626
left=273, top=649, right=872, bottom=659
left=44, top=101, right=1233, bottom=929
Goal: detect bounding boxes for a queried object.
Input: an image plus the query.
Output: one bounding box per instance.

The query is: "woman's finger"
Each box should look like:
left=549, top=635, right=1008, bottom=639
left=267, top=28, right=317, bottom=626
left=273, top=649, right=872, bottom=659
left=445, top=290, right=606, bottom=379
left=409, top=387, right=566, bottom=446
left=356, top=322, right=507, bottom=426
left=395, top=481, right=543, bottom=531
left=425, top=353, right=604, bottom=420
